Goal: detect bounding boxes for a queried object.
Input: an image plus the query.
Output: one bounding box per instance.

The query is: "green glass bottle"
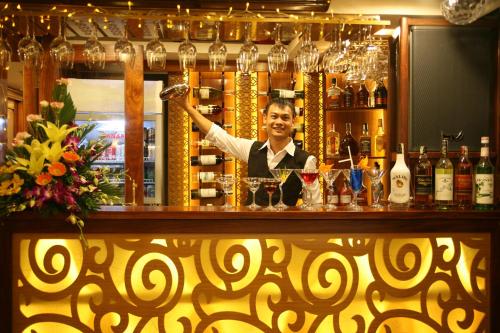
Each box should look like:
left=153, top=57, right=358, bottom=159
left=435, top=139, right=454, bottom=210
left=474, top=136, right=495, bottom=210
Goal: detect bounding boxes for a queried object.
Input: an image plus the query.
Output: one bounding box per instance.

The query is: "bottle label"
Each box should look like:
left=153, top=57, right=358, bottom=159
left=360, top=139, right=371, bottom=155
left=199, top=88, right=210, bottom=99
left=475, top=174, right=494, bottom=204
left=455, top=174, right=472, bottom=193
left=375, top=136, right=385, bottom=154
left=199, top=172, right=215, bottom=182
left=390, top=174, right=410, bottom=204
left=197, top=105, right=210, bottom=114
left=340, top=194, right=351, bottom=204
left=200, top=155, right=217, bottom=166
left=435, top=174, right=453, bottom=200
left=200, top=188, right=217, bottom=198
left=278, top=89, right=295, bottom=99
left=375, top=97, right=386, bottom=106
left=480, top=147, right=489, bottom=157
left=415, top=175, right=432, bottom=195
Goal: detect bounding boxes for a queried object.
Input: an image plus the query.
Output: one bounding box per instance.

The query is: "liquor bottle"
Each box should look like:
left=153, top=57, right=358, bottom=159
left=359, top=123, right=371, bottom=156
left=327, top=78, right=342, bottom=108
left=269, top=89, right=305, bottom=99
left=414, top=145, right=433, bottom=209
left=191, top=188, right=224, bottom=199
left=192, top=86, right=223, bottom=99
left=374, top=80, right=388, bottom=108
left=435, top=139, right=454, bottom=210
left=192, top=122, right=232, bottom=132
left=326, top=123, right=340, bottom=157
left=190, top=155, right=230, bottom=166
left=390, top=143, right=411, bottom=209
left=374, top=118, right=386, bottom=157
left=357, top=185, right=368, bottom=206
left=357, top=83, right=369, bottom=107
left=455, top=145, right=472, bottom=209
left=343, top=83, right=354, bottom=108
left=338, top=178, right=352, bottom=206
left=474, top=136, right=495, bottom=210
left=328, top=182, right=339, bottom=205
left=339, top=122, right=359, bottom=156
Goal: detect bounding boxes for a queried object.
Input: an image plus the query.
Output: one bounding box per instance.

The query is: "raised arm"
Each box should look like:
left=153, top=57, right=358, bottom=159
left=170, top=94, right=212, bottom=134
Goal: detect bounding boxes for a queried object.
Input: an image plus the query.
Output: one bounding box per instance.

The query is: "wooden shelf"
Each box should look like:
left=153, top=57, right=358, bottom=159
left=325, top=106, right=387, bottom=112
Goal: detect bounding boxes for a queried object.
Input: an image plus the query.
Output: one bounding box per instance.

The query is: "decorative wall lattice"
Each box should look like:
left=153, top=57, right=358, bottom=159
left=304, top=73, right=323, bottom=164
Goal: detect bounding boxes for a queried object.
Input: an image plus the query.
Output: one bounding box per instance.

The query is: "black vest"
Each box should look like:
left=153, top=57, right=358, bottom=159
left=246, top=141, right=310, bottom=206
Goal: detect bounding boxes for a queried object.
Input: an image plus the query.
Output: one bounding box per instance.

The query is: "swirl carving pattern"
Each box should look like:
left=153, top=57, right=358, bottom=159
left=12, top=234, right=489, bottom=332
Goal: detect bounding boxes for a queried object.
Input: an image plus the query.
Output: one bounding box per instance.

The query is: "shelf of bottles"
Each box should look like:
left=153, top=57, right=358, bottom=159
left=323, top=73, right=389, bottom=204
left=189, top=72, right=235, bottom=206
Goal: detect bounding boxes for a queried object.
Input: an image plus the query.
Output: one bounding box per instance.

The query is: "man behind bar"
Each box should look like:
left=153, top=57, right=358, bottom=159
left=172, top=95, right=320, bottom=207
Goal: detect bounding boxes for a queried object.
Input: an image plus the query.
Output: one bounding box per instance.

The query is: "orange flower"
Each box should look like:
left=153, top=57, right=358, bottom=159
left=48, top=162, right=67, bottom=177
left=36, top=172, right=53, bottom=186
left=62, top=151, right=80, bottom=163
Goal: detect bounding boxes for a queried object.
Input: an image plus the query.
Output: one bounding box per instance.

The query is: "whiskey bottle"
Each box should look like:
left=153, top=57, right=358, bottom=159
left=374, top=80, right=387, bottom=108
left=343, top=83, right=354, bottom=108
left=359, top=123, right=371, bottom=156
left=374, top=118, right=386, bottom=157
left=455, top=145, right=472, bottom=209
left=357, top=83, right=369, bottom=107
left=191, top=188, right=224, bottom=199
left=474, top=136, right=494, bottom=210
left=327, top=78, right=342, bottom=108
left=190, top=155, right=230, bottom=166
left=193, top=87, right=223, bottom=100
left=326, top=123, right=340, bottom=157
left=192, top=122, right=232, bottom=132
left=414, top=145, right=433, bottom=209
left=269, top=89, right=305, bottom=99
left=435, top=139, right=454, bottom=210
left=339, top=122, right=359, bottom=156
left=390, top=143, right=411, bottom=209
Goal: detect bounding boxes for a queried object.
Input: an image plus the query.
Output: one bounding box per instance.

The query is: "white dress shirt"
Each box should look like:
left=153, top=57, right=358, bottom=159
left=205, top=123, right=321, bottom=204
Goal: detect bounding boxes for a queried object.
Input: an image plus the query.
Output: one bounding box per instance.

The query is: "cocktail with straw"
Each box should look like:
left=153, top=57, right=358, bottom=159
left=347, top=146, right=364, bottom=211
left=320, top=168, right=342, bottom=210
left=269, top=168, right=293, bottom=210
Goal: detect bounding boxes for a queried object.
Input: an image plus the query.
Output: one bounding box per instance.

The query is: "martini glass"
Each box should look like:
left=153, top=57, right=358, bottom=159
left=295, top=169, right=319, bottom=210
left=349, top=166, right=364, bottom=211
left=216, top=174, right=235, bottom=209
left=320, top=169, right=342, bottom=210
left=243, top=177, right=261, bottom=210
left=366, top=167, right=386, bottom=208
left=260, top=177, right=281, bottom=211
left=269, top=168, right=293, bottom=210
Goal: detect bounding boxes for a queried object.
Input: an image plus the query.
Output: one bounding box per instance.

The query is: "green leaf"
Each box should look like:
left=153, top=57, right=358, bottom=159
left=58, top=92, right=77, bottom=125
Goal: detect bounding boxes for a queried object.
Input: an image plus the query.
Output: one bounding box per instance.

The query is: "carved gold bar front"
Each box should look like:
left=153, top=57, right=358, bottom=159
left=13, top=233, right=489, bottom=332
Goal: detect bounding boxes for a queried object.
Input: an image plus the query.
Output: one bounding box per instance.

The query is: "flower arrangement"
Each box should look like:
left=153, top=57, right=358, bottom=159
left=0, top=79, right=120, bottom=247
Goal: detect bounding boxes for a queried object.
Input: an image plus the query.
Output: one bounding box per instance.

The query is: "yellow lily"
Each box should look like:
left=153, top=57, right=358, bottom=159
left=38, top=121, right=77, bottom=144
left=42, top=141, right=65, bottom=163
left=15, top=139, right=48, bottom=175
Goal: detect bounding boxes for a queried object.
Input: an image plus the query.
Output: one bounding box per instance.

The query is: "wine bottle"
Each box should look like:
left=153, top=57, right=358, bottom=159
left=357, top=83, right=369, bottom=107
left=390, top=143, right=411, bottom=209
left=191, top=188, right=224, bottom=199
left=327, top=78, right=342, bottom=108
left=190, top=155, right=230, bottom=166
left=193, top=139, right=216, bottom=149
left=474, top=136, right=495, bottom=210
left=269, top=89, right=305, bottom=99
left=455, top=145, right=472, bottom=209
left=194, top=171, right=221, bottom=183
left=326, top=123, right=340, bottom=157
left=414, top=145, right=433, bottom=209
left=374, top=118, right=386, bottom=157
left=196, top=105, right=234, bottom=115
left=435, top=139, right=454, bottom=210
left=192, top=87, right=223, bottom=99
left=343, top=83, right=354, bottom=108
left=339, top=122, right=359, bottom=156
left=374, top=80, right=388, bottom=108
left=359, top=123, right=371, bottom=156
left=192, top=122, right=232, bottom=132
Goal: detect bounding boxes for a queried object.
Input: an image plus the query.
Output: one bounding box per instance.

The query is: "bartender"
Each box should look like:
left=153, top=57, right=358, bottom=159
left=171, top=95, right=321, bottom=207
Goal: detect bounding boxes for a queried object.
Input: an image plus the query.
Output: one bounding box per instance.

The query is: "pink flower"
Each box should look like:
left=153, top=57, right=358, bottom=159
left=13, top=131, right=31, bottom=146
left=50, top=101, right=64, bottom=109
left=27, top=114, right=42, bottom=122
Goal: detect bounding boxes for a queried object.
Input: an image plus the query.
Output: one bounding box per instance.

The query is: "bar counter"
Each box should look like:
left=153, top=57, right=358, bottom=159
left=2, top=207, right=500, bottom=332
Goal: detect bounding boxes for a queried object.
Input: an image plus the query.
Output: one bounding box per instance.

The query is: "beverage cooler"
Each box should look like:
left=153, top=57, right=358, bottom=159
left=69, top=78, right=165, bottom=205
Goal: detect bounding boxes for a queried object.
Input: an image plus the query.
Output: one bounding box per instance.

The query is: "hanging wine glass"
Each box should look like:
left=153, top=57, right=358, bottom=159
left=295, top=24, right=319, bottom=73
left=345, top=27, right=366, bottom=83
left=19, top=16, right=43, bottom=69
left=83, top=21, right=106, bottom=70
left=237, top=22, right=258, bottom=74
left=362, top=25, right=379, bottom=80
left=441, top=0, right=486, bottom=25
left=322, top=25, right=340, bottom=74
left=0, top=28, right=12, bottom=71
left=145, top=21, right=167, bottom=70
left=17, top=18, right=32, bottom=64
left=50, top=16, right=74, bottom=69
left=208, top=22, right=227, bottom=71
left=178, top=21, right=196, bottom=71
left=267, top=23, right=288, bottom=73
left=114, top=20, right=136, bottom=67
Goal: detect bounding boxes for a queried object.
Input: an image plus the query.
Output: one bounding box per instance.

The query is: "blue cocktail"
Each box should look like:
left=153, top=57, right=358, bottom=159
left=349, top=166, right=363, bottom=211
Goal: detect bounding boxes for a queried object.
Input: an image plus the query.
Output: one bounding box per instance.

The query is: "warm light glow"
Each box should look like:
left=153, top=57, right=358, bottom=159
left=16, top=4, right=21, bottom=10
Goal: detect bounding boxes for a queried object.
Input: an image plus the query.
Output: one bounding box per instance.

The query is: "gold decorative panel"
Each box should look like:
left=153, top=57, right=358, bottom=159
left=167, top=73, right=190, bottom=206
left=304, top=73, right=323, bottom=164
left=235, top=72, right=258, bottom=205
left=12, top=233, right=489, bottom=332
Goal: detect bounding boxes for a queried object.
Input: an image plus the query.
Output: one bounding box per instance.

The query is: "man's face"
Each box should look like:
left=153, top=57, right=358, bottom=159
left=263, top=104, right=294, bottom=140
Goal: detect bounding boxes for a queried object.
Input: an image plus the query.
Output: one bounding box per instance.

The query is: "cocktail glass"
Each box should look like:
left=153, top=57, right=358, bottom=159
left=260, top=177, right=281, bottom=211
left=320, top=169, right=342, bottom=210
left=366, top=167, right=386, bottom=208
left=243, top=177, right=262, bottom=210
left=295, top=169, right=319, bottom=210
left=216, top=174, right=235, bottom=209
left=349, top=166, right=364, bottom=211
left=269, top=168, right=293, bottom=210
